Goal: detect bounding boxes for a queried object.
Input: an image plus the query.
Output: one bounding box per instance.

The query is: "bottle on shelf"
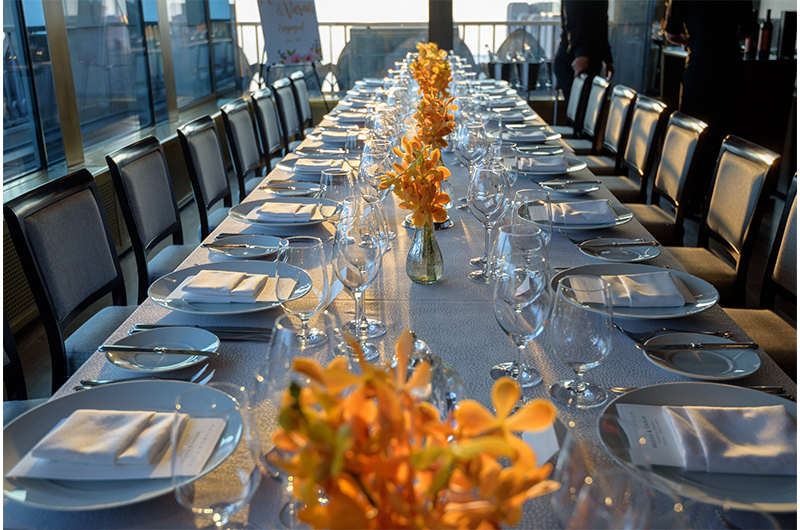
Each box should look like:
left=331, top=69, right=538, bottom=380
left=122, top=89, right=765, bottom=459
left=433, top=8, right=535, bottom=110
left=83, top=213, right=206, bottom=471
left=758, top=9, right=773, bottom=60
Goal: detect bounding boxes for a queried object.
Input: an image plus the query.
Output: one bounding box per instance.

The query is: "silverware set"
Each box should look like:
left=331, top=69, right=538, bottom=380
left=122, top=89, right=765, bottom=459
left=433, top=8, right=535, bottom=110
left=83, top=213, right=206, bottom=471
left=610, top=385, right=795, bottom=401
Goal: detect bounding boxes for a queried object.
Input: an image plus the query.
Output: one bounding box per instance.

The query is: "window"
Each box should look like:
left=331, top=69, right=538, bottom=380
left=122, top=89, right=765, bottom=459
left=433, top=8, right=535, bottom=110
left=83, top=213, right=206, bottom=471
left=168, top=0, right=212, bottom=106
left=209, top=0, right=235, bottom=92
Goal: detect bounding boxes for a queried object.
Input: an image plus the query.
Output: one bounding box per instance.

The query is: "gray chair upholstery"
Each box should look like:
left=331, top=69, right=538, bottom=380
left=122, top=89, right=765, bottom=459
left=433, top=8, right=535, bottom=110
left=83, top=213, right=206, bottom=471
left=552, top=74, right=592, bottom=139
left=220, top=98, right=265, bottom=203
left=564, top=76, right=611, bottom=155
left=578, top=85, right=637, bottom=175
left=273, top=76, right=303, bottom=154
left=106, top=136, right=193, bottom=303
left=596, top=95, right=669, bottom=203
left=3, top=169, right=137, bottom=391
left=723, top=178, right=797, bottom=380
left=178, top=115, right=233, bottom=240
left=290, top=70, right=315, bottom=137
left=624, top=112, right=708, bottom=245
left=252, top=87, right=286, bottom=169
left=666, top=136, right=781, bottom=307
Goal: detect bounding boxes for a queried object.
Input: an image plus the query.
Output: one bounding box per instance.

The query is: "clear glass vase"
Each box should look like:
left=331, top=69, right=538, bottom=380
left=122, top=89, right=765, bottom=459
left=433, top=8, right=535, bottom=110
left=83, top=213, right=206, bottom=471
left=406, top=222, right=443, bottom=284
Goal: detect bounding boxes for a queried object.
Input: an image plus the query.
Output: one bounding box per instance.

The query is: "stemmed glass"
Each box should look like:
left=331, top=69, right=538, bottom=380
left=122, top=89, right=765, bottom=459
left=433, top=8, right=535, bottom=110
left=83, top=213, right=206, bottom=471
left=491, top=252, right=551, bottom=392
left=172, top=382, right=261, bottom=530
left=320, top=168, right=358, bottom=225
left=512, top=188, right=552, bottom=244
left=454, top=122, right=488, bottom=174
left=487, top=222, right=548, bottom=281
left=276, top=236, right=329, bottom=348
left=549, top=275, right=613, bottom=408
left=467, top=165, right=510, bottom=283
left=332, top=196, right=384, bottom=360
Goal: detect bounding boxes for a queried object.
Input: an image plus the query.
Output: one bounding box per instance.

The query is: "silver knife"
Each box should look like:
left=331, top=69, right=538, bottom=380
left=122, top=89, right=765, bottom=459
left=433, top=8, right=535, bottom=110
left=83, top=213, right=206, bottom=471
left=201, top=243, right=280, bottom=251
left=637, top=342, right=759, bottom=351
left=545, top=180, right=602, bottom=186
left=130, top=324, right=272, bottom=341
left=581, top=240, right=660, bottom=248
left=99, top=344, right=218, bottom=357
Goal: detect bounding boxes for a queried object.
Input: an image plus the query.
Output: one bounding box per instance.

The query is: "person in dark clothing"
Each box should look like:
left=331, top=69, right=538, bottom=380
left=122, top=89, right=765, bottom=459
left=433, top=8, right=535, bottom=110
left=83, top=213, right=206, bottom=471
left=555, top=0, right=614, bottom=102
left=665, top=0, right=758, bottom=211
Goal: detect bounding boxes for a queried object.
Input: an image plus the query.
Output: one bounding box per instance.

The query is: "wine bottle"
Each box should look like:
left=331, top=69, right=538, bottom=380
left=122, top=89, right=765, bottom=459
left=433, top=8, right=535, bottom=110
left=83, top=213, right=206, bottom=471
left=758, top=9, right=773, bottom=60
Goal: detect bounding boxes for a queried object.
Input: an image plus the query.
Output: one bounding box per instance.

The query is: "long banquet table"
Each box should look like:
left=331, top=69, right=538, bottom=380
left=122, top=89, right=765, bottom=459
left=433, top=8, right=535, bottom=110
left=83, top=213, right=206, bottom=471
left=4, top=90, right=797, bottom=529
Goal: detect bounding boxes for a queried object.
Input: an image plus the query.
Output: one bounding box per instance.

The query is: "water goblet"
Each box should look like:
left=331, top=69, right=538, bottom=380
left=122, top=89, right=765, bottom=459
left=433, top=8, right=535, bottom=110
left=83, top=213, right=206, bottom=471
left=319, top=168, right=358, bottom=225
left=549, top=275, right=613, bottom=408
left=467, top=165, right=510, bottom=282
left=172, top=382, right=261, bottom=530
left=513, top=188, right=552, bottom=245
left=491, top=252, right=551, bottom=391
left=455, top=122, right=489, bottom=174
left=487, top=222, right=547, bottom=281
left=276, top=236, right=329, bottom=348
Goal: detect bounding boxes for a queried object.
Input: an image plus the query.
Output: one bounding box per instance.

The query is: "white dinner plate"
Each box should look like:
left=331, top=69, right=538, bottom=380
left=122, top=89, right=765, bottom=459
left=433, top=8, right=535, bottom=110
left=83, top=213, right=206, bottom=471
left=523, top=202, right=632, bottom=231
left=275, top=155, right=346, bottom=178
left=550, top=263, right=720, bottom=319
left=3, top=381, right=241, bottom=511
left=104, top=327, right=220, bottom=372
left=229, top=197, right=338, bottom=228
left=519, top=158, right=589, bottom=179
left=206, top=235, right=282, bottom=259
left=599, top=382, right=796, bottom=512
left=540, top=179, right=601, bottom=195
left=259, top=181, right=322, bottom=198
left=148, top=261, right=312, bottom=315
left=578, top=237, right=661, bottom=262
left=641, top=333, right=761, bottom=380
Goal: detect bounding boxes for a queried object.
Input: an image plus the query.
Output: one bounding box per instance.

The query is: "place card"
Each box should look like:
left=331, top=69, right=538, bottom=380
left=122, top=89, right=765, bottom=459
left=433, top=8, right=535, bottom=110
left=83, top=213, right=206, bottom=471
left=614, top=403, right=685, bottom=467
left=522, top=424, right=559, bottom=467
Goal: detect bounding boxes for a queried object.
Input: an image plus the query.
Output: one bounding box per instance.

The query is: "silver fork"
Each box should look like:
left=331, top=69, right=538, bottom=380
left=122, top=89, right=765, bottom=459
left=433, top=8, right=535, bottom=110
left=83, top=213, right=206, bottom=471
left=614, top=323, right=734, bottom=345
left=559, top=230, right=646, bottom=246
left=73, top=364, right=214, bottom=391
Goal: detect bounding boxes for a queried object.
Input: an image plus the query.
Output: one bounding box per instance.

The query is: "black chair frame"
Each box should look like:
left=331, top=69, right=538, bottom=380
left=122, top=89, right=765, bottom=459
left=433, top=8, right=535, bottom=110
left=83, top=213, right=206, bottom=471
left=601, top=85, right=638, bottom=174
left=251, top=87, right=286, bottom=162
left=272, top=76, right=302, bottom=154
left=220, top=98, right=265, bottom=203
left=581, top=76, right=611, bottom=154
left=619, top=95, right=670, bottom=203
left=4, top=313, right=27, bottom=401
left=106, top=136, right=185, bottom=303
left=3, top=169, right=127, bottom=392
left=761, top=177, right=797, bottom=310
left=289, top=70, right=314, bottom=136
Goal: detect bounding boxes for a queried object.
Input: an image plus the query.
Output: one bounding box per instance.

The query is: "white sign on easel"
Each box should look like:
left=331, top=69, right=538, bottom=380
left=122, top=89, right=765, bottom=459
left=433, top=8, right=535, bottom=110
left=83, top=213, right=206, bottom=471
left=257, top=0, right=322, bottom=65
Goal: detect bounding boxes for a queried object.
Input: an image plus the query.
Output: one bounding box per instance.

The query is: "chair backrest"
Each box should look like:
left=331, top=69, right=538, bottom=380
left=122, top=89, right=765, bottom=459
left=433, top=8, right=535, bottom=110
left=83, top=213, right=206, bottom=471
left=251, top=87, right=285, bottom=158
left=580, top=76, right=611, bottom=150
left=602, top=85, right=637, bottom=160
left=106, top=136, right=184, bottom=302
left=220, top=97, right=263, bottom=203
left=762, top=177, right=797, bottom=309
left=4, top=313, right=27, bottom=401
left=621, top=95, right=669, bottom=187
left=272, top=77, right=301, bottom=150
left=565, top=74, right=592, bottom=137
left=3, top=169, right=127, bottom=390
left=177, top=115, right=232, bottom=239
left=289, top=70, right=313, bottom=130
left=701, top=135, right=780, bottom=296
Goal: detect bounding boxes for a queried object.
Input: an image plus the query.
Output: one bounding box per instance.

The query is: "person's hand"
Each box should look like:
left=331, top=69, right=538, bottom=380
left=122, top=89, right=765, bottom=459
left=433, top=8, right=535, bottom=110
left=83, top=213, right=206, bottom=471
left=604, top=61, right=614, bottom=80
left=571, top=56, right=589, bottom=77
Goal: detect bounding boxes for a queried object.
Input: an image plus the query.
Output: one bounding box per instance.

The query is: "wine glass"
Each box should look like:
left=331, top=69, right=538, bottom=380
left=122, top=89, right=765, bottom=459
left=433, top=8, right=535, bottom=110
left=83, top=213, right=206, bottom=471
left=319, top=168, right=358, bottom=224
left=513, top=188, right=552, bottom=245
left=488, top=142, right=518, bottom=186
left=455, top=122, right=488, bottom=174
left=342, top=130, right=363, bottom=170
left=467, top=165, right=510, bottom=283
left=567, top=468, right=651, bottom=529
left=487, top=222, right=548, bottom=281
left=332, top=196, right=384, bottom=360
left=491, top=252, right=550, bottom=391
left=549, top=275, right=613, bottom=408
left=172, top=382, right=261, bottom=530
left=276, top=236, right=329, bottom=348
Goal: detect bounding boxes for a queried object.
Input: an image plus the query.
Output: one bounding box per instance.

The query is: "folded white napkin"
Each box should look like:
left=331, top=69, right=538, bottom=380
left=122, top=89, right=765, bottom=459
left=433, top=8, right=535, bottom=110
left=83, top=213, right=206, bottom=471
left=170, top=273, right=294, bottom=304
left=335, top=111, right=367, bottom=124
left=320, top=130, right=348, bottom=146
left=180, top=271, right=269, bottom=303
left=550, top=199, right=616, bottom=224
left=183, top=270, right=246, bottom=296
left=117, top=413, right=187, bottom=466
left=662, top=405, right=797, bottom=475
left=482, top=97, right=519, bottom=108
left=494, top=110, right=529, bottom=124
left=293, top=158, right=343, bottom=174
left=601, top=271, right=694, bottom=307
left=32, top=410, right=155, bottom=465
left=246, top=202, right=318, bottom=222
left=517, top=154, right=568, bottom=173
left=478, top=87, right=512, bottom=96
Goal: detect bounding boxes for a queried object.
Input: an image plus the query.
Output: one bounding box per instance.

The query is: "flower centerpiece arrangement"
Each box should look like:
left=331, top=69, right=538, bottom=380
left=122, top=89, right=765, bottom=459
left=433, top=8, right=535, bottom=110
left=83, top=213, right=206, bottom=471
left=270, top=330, right=559, bottom=529
left=380, top=42, right=458, bottom=284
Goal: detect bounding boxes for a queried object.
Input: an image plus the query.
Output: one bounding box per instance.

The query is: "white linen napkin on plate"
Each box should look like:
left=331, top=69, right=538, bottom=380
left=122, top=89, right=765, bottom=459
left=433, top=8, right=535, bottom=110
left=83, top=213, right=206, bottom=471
left=571, top=271, right=694, bottom=307
left=117, top=413, right=187, bottom=466
left=320, top=130, right=348, bottom=146
left=31, top=410, right=155, bottom=465
left=507, top=129, right=549, bottom=143
left=293, top=158, right=343, bottom=174
left=177, top=272, right=271, bottom=303
left=334, top=111, right=367, bottom=124
left=182, top=270, right=246, bottom=295
left=517, top=154, right=568, bottom=173
left=662, top=405, right=797, bottom=475
left=550, top=199, right=616, bottom=224
left=246, top=202, right=318, bottom=222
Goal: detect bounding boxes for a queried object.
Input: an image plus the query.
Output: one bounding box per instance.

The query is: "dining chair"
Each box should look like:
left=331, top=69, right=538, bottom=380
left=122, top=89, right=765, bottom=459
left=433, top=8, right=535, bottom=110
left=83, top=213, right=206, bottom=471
left=665, top=136, right=781, bottom=307
left=551, top=74, right=592, bottom=139
left=3, top=169, right=137, bottom=392
left=106, top=136, right=193, bottom=304
left=563, top=76, right=611, bottom=155
left=577, top=84, right=637, bottom=175
left=251, top=87, right=286, bottom=169
left=723, top=178, right=796, bottom=380
left=290, top=70, right=316, bottom=137
left=3, top=312, right=48, bottom=425
left=220, top=97, right=265, bottom=203
left=595, top=96, right=669, bottom=203
left=272, top=76, right=303, bottom=154
left=623, top=112, right=709, bottom=246
left=177, top=115, right=233, bottom=240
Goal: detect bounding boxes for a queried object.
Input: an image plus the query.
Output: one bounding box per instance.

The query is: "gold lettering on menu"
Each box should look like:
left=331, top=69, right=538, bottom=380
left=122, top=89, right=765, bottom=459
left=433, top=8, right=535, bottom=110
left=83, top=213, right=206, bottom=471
left=265, top=0, right=314, bottom=20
